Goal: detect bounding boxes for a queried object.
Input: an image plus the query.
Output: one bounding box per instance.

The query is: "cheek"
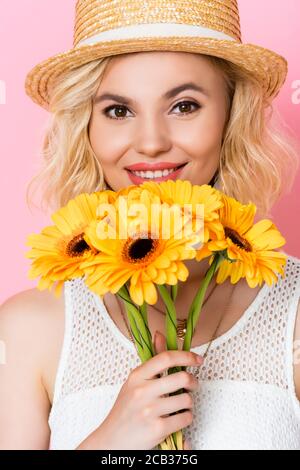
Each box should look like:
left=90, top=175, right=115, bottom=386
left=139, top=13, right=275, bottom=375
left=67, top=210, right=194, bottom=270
left=89, top=114, right=127, bottom=165
left=176, top=109, right=225, bottom=156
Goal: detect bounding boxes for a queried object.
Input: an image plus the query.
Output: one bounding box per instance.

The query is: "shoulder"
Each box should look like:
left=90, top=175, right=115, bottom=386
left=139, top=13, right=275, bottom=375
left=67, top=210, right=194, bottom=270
left=0, top=287, right=64, bottom=346
left=0, top=287, right=65, bottom=402
left=1, top=285, right=64, bottom=315
left=0, top=288, right=65, bottom=449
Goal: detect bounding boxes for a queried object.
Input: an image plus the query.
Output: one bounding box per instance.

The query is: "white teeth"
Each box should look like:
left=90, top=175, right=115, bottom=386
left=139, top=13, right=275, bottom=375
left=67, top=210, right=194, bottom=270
left=130, top=167, right=179, bottom=179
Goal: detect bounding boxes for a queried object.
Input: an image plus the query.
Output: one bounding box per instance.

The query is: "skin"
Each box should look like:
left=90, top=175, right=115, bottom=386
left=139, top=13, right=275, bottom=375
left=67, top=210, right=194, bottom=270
left=0, top=52, right=299, bottom=450
left=89, top=51, right=228, bottom=193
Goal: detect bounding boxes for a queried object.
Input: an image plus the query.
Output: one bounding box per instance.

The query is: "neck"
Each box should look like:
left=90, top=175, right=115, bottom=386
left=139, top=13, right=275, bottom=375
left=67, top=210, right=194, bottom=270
left=151, top=257, right=214, bottom=316
left=183, top=257, right=211, bottom=283
left=174, top=257, right=213, bottom=306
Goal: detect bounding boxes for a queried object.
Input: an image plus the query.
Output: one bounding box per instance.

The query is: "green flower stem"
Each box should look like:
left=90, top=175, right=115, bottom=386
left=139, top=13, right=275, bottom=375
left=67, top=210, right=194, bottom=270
left=157, top=284, right=184, bottom=450
left=117, top=285, right=178, bottom=450
left=124, top=304, right=145, bottom=359
left=116, top=290, right=145, bottom=360
left=157, top=285, right=178, bottom=352
left=140, top=300, right=148, bottom=324
left=139, top=301, right=155, bottom=356
left=117, top=287, right=153, bottom=362
left=171, top=284, right=178, bottom=302
left=122, top=283, right=154, bottom=357
left=182, top=253, right=223, bottom=352
left=159, top=253, right=222, bottom=449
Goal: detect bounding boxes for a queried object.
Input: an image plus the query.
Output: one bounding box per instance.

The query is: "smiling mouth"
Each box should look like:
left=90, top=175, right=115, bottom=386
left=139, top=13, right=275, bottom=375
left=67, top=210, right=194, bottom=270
left=126, top=162, right=188, bottom=179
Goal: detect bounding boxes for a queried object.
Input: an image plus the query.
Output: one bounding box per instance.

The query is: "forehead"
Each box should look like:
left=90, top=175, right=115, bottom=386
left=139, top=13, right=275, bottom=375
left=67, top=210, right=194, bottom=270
left=104, top=51, right=218, bottom=76
left=97, top=51, right=225, bottom=97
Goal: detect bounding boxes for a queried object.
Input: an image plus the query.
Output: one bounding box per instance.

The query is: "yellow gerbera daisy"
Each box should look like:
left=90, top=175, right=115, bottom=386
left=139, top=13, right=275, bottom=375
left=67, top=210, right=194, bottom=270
left=81, top=187, right=201, bottom=305
left=25, top=192, right=108, bottom=296
left=195, top=194, right=287, bottom=287
left=140, top=180, right=224, bottom=243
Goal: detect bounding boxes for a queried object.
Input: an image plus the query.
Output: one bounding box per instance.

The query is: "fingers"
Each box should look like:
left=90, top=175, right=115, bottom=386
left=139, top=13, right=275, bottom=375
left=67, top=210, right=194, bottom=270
left=149, top=370, right=199, bottom=396
left=160, top=410, right=193, bottom=437
left=133, top=330, right=203, bottom=381
left=155, top=392, right=193, bottom=417
left=136, top=349, right=203, bottom=380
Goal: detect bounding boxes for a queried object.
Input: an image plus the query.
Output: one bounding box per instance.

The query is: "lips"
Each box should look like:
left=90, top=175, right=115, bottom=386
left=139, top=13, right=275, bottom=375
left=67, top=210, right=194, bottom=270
left=125, top=161, right=188, bottom=171
left=125, top=162, right=188, bottom=184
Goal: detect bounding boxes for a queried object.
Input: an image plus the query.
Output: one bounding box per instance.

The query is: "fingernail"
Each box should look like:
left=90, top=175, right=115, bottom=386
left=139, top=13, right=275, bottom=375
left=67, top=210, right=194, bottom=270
left=154, top=330, right=159, bottom=341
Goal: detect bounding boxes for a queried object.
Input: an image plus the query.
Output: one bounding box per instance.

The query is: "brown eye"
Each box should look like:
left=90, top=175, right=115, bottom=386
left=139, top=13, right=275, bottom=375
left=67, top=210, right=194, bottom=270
left=173, top=101, right=200, bottom=115
left=102, top=100, right=200, bottom=121
left=103, top=105, right=130, bottom=120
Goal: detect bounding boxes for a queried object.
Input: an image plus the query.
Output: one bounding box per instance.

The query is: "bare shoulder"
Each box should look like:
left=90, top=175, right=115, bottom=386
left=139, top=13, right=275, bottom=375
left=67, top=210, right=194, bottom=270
left=0, top=288, right=64, bottom=365
left=0, top=287, right=65, bottom=402
left=0, top=287, right=65, bottom=449
left=1, top=285, right=64, bottom=314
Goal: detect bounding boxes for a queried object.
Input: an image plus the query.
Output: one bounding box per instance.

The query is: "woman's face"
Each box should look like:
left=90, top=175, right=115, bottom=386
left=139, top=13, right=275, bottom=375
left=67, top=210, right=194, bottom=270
left=89, top=51, right=229, bottom=191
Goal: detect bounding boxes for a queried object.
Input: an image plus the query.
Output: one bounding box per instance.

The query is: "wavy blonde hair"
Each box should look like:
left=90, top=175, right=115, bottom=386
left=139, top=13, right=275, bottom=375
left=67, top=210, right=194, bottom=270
left=26, top=53, right=299, bottom=218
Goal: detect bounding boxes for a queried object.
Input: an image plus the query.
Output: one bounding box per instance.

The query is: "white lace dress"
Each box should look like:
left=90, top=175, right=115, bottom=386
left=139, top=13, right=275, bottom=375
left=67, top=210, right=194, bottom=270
left=48, top=254, right=300, bottom=450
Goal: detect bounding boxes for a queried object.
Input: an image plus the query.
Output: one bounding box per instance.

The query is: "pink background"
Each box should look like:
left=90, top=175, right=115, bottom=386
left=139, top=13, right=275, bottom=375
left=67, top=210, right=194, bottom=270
left=0, top=0, right=299, bottom=303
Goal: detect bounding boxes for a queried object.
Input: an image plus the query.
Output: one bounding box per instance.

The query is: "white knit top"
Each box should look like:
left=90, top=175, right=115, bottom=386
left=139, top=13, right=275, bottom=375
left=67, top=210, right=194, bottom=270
left=48, top=254, right=300, bottom=450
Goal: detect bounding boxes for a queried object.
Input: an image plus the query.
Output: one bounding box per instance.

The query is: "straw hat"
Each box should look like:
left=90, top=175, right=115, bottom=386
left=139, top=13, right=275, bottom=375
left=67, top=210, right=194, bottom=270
left=25, top=0, right=288, bottom=111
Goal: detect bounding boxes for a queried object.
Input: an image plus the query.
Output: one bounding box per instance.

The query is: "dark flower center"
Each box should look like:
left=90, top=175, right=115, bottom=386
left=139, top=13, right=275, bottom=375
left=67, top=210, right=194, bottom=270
left=224, top=227, right=252, bottom=252
left=66, top=234, right=90, bottom=257
left=123, top=232, right=160, bottom=263
left=129, top=238, right=154, bottom=260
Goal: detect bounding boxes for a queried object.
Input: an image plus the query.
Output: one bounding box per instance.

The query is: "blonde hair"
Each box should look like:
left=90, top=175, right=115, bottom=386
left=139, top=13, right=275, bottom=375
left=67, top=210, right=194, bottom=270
left=26, top=53, right=299, bottom=218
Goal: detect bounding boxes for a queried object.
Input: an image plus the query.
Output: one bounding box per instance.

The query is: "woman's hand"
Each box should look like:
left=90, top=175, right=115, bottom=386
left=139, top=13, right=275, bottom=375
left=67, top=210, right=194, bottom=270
left=154, top=330, right=193, bottom=451
left=87, top=330, right=203, bottom=450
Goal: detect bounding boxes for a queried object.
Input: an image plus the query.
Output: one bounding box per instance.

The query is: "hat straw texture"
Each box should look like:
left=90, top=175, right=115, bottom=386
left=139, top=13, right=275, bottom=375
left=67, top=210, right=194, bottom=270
left=25, top=0, right=288, bottom=110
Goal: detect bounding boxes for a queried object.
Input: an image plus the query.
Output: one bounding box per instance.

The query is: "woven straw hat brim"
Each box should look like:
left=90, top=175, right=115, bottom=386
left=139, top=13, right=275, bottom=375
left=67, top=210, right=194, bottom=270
left=25, top=36, right=287, bottom=111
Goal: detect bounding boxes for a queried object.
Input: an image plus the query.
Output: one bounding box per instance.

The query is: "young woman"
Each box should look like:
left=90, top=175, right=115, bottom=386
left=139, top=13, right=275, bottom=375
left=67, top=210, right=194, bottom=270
left=0, top=0, right=299, bottom=450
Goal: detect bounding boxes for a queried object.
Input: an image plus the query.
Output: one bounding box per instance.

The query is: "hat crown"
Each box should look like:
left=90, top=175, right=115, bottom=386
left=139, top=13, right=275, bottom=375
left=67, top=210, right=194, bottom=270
left=74, top=0, right=242, bottom=47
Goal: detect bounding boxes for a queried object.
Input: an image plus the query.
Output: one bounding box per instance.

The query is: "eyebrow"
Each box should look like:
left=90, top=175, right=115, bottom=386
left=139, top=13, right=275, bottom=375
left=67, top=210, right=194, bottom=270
left=93, top=82, right=209, bottom=105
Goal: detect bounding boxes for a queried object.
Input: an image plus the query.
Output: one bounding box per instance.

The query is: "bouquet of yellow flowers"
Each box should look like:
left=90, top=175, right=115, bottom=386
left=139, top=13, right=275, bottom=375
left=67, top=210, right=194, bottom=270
left=25, top=180, right=287, bottom=450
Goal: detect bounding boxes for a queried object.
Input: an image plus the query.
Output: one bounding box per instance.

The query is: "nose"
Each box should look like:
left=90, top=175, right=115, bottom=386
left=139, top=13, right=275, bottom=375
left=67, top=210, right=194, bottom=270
left=133, top=113, right=172, bottom=158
